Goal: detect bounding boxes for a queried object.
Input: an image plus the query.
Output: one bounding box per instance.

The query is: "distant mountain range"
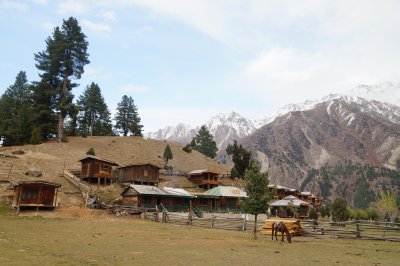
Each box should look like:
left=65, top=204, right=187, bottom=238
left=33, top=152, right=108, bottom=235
left=145, top=83, right=400, bottom=205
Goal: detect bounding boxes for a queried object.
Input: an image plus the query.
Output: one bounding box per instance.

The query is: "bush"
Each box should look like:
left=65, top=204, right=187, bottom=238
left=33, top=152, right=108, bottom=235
left=309, top=208, right=318, bottom=220
left=230, top=167, right=239, bottom=178
left=30, top=127, right=42, bottom=145
left=86, top=148, right=96, bottom=156
left=182, top=144, right=192, bottom=153
left=366, top=208, right=379, bottom=221
left=394, top=217, right=400, bottom=224
left=332, top=197, right=349, bottom=222
left=61, top=136, right=68, bottom=143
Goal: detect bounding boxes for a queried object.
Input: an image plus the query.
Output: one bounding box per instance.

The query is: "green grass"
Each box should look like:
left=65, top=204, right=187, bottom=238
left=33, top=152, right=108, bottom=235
left=0, top=215, right=399, bottom=265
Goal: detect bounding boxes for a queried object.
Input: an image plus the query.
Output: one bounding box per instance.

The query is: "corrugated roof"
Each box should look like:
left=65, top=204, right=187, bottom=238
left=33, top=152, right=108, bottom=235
left=119, top=163, right=162, bottom=169
left=202, top=186, right=247, bottom=198
left=129, top=184, right=166, bottom=195
left=301, top=191, right=312, bottom=196
left=269, top=195, right=310, bottom=207
left=78, top=155, right=119, bottom=166
left=188, top=169, right=220, bottom=175
left=162, top=187, right=193, bottom=197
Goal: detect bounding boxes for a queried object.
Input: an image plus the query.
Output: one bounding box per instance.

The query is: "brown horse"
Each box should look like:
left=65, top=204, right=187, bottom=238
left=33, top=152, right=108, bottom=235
left=271, top=221, right=292, bottom=243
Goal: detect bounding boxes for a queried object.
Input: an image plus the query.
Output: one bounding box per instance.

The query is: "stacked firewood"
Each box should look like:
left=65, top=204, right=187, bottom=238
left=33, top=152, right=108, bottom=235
left=260, top=218, right=303, bottom=235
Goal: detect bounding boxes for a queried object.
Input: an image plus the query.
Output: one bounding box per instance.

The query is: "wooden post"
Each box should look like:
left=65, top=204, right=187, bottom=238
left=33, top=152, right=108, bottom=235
left=242, top=214, right=247, bottom=231
left=16, top=186, right=22, bottom=215
left=356, top=221, right=361, bottom=238
left=7, top=164, right=13, bottom=179
left=53, top=188, right=58, bottom=208
left=36, top=185, right=42, bottom=212
left=211, top=216, right=214, bottom=229
left=188, top=198, right=193, bottom=226
left=155, top=205, right=159, bottom=222
left=97, top=177, right=100, bottom=191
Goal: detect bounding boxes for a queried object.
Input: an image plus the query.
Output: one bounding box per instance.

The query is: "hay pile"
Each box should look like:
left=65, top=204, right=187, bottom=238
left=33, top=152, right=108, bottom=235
left=260, top=218, right=303, bottom=235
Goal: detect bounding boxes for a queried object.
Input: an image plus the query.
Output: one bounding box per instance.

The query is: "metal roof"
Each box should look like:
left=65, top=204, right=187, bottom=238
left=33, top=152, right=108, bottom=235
left=162, top=187, right=193, bottom=197
left=202, top=186, right=247, bottom=198
left=269, top=195, right=310, bottom=207
left=188, top=169, right=220, bottom=175
left=128, top=184, right=166, bottom=195
left=78, top=155, right=119, bottom=166
left=118, top=163, right=162, bottom=169
left=13, top=180, right=62, bottom=188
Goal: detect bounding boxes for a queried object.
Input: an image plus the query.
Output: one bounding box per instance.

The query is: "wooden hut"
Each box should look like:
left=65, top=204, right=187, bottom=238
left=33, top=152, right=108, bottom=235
left=188, top=169, right=220, bottom=189
left=79, top=155, right=119, bottom=187
left=269, top=195, right=310, bottom=218
left=193, top=186, right=247, bottom=211
left=118, top=163, right=161, bottom=186
left=12, top=181, right=61, bottom=213
left=121, top=185, right=193, bottom=211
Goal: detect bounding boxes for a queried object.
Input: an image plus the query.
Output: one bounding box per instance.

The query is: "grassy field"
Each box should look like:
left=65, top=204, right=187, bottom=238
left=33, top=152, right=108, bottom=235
left=1, top=213, right=399, bottom=265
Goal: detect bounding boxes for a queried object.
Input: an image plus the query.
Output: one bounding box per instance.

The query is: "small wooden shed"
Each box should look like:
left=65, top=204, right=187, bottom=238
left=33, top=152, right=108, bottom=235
left=79, top=155, right=119, bottom=186
left=117, top=163, right=161, bottom=186
left=12, top=181, right=61, bottom=213
left=188, top=169, right=220, bottom=189
left=193, top=186, right=247, bottom=211
left=269, top=195, right=310, bottom=218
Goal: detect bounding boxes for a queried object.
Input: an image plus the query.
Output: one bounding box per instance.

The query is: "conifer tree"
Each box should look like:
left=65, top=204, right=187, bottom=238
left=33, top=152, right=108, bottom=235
left=163, top=144, right=173, bottom=168
left=226, top=140, right=251, bottom=178
left=77, top=83, right=113, bottom=136
left=241, top=161, right=271, bottom=239
left=34, top=17, right=89, bottom=142
left=188, top=125, right=218, bottom=158
left=0, top=71, right=33, bottom=146
left=114, top=95, right=143, bottom=136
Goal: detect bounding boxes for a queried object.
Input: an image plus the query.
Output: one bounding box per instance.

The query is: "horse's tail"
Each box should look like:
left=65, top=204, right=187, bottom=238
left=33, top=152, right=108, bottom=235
left=271, top=222, right=275, bottom=240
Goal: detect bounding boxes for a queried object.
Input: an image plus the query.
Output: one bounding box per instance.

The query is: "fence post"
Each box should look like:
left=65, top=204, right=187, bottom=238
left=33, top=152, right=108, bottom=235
left=211, top=216, right=214, bottom=229
left=242, top=214, right=247, bottom=231
left=155, top=206, right=159, bottom=222
left=356, top=221, right=361, bottom=238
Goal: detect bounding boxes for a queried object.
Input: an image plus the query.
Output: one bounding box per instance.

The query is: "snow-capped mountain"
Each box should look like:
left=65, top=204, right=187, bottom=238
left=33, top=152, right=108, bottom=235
left=144, top=111, right=256, bottom=151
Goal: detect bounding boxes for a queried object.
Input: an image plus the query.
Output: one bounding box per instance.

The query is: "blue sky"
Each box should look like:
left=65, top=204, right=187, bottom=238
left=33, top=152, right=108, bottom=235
left=1, top=0, right=400, bottom=132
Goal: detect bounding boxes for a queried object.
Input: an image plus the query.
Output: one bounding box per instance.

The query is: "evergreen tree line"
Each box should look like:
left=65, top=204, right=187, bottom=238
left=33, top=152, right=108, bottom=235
left=0, top=17, right=143, bottom=146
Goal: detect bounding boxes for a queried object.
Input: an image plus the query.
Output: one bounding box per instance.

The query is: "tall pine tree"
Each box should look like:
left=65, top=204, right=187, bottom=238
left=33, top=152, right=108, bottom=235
left=77, top=83, right=113, bottom=136
left=188, top=125, right=218, bottom=158
left=114, top=95, right=143, bottom=136
left=226, top=140, right=251, bottom=178
left=0, top=71, right=33, bottom=146
left=34, top=17, right=89, bottom=142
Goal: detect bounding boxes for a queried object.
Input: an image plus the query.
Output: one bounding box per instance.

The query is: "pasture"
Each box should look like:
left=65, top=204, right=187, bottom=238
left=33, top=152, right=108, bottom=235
left=0, top=213, right=399, bottom=265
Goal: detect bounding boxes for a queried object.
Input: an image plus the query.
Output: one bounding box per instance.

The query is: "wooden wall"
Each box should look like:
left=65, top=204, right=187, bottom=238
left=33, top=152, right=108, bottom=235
left=118, top=165, right=159, bottom=184
left=81, top=159, right=114, bottom=180
left=13, top=184, right=58, bottom=208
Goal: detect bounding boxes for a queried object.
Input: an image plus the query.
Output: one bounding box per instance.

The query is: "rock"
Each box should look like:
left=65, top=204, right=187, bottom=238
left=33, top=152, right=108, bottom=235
left=25, top=170, right=42, bottom=177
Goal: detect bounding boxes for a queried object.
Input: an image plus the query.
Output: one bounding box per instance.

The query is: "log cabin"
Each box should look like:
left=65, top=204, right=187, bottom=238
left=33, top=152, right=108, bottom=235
left=121, top=185, right=193, bottom=211
left=269, top=195, right=310, bottom=218
left=188, top=169, right=220, bottom=189
left=12, top=181, right=61, bottom=213
left=193, top=186, right=247, bottom=212
left=117, top=163, right=161, bottom=186
left=79, top=155, right=119, bottom=187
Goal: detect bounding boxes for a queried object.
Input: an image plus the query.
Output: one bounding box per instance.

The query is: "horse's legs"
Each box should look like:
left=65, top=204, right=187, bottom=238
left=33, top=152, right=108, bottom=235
left=271, top=225, right=274, bottom=240
left=281, top=230, right=284, bottom=242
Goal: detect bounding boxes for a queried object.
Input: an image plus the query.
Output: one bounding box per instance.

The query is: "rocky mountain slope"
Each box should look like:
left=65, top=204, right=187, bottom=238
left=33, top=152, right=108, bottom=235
left=240, top=95, right=400, bottom=205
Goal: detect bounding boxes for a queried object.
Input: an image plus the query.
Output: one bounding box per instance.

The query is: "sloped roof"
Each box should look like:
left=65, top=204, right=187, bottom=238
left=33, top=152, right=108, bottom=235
left=13, top=180, right=62, bottom=188
left=202, top=186, right=247, bottom=198
left=269, top=195, right=310, bottom=207
left=128, top=184, right=166, bottom=195
left=78, top=155, right=119, bottom=166
left=188, top=169, right=220, bottom=175
left=118, top=163, right=162, bottom=169
left=300, top=191, right=312, bottom=196
left=162, top=187, right=193, bottom=197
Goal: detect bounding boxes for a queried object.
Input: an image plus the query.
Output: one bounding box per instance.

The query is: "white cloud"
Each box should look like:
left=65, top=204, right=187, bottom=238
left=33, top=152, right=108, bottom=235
left=41, top=21, right=56, bottom=30
left=120, top=84, right=150, bottom=93
left=102, top=10, right=117, bottom=22
left=32, top=0, right=47, bottom=5
left=82, top=19, right=111, bottom=34
left=0, top=1, right=28, bottom=11
left=82, top=66, right=112, bottom=82
left=58, top=0, right=88, bottom=15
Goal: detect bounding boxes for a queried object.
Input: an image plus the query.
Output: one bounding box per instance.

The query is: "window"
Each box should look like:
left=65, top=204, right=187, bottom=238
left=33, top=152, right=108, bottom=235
left=143, top=170, right=149, bottom=177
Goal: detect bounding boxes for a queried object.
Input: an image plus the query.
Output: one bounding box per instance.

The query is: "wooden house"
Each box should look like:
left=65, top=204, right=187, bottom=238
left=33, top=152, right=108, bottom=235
left=118, top=163, right=161, bottom=186
left=193, top=186, right=247, bottom=211
left=188, top=169, right=220, bottom=189
left=79, top=155, right=119, bottom=186
left=12, top=181, right=61, bottom=213
left=269, top=195, right=310, bottom=218
left=121, top=185, right=193, bottom=211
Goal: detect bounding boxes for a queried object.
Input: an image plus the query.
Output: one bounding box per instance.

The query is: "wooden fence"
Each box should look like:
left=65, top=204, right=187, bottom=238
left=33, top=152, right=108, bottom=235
left=144, top=211, right=400, bottom=241
left=302, top=220, right=400, bottom=242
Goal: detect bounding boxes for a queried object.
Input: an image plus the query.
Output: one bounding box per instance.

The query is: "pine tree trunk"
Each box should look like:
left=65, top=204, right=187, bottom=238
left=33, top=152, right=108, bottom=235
left=253, top=214, right=258, bottom=240
left=58, top=114, right=64, bottom=142
left=58, top=74, right=68, bottom=142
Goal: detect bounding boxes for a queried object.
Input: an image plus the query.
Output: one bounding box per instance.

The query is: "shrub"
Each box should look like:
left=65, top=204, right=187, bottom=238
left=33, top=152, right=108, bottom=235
left=332, top=197, right=349, bottom=222
left=182, top=144, right=192, bottom=153
left=309, top=208, right=318, bottom=220
left=30, top=127, right=42, bottom=145
left=366, top=208, right=379, bottom=221
left=61, top=136, right=68, bottom=143
left=230, top=167, right=239, bottom=178
left=394, top=217, right=400, bottom=224
left=86, top=148, right=96, bottom=156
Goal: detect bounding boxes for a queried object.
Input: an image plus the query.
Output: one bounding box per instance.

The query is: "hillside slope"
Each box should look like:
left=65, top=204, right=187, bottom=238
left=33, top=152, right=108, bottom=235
left=0, top=136, right=231, bottom=206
